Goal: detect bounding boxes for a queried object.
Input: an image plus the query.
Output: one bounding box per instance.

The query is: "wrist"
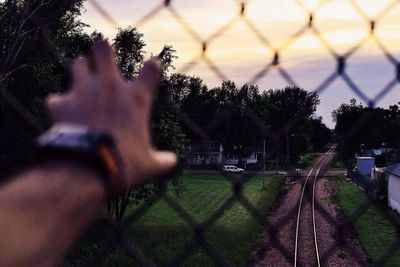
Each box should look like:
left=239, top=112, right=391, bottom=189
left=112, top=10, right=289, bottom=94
left=0, top=159, right=106, bottom=267
left=36, top=123, right=126, bottom=198
left=30, top=159, right=107, bottom=202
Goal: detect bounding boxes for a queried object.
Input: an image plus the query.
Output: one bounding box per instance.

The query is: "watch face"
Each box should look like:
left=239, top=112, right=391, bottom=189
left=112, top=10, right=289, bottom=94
left=37, top=123, right=89, bottom=146
left=37, top=123, right=113, bottom=149
left=50, top=123, right=90, bottom=133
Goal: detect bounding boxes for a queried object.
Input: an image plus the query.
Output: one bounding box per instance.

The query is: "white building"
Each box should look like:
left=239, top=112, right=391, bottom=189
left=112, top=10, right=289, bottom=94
left=187, top=142, right=263, bottom=166
left=223, top=152, right=261, bottom=165
left=187, top=141, right=224, bottom=166
left=386, top=163, right=400, bottom=214
left=224, top=153, right=239, bottom=165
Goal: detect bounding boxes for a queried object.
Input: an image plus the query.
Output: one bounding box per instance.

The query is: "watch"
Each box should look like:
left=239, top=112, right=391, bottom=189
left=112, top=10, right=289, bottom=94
left=36, top=123, right=125, bottom=198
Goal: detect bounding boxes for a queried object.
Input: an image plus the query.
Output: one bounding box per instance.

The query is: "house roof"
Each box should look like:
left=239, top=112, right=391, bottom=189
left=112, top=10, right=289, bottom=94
left=190, top=141, right=222, bottom=153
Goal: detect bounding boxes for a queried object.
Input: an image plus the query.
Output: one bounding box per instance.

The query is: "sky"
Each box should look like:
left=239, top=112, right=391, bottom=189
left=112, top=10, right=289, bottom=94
left=80, top=0, right=400, bottom=128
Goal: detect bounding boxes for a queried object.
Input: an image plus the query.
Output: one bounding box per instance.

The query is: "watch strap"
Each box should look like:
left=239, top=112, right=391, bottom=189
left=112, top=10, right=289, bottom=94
left=36, top=123, right=125, bottom=198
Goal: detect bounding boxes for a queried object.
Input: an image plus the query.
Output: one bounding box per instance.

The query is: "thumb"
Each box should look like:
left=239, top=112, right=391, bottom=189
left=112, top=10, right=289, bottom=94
left=151, top=151, right=178, bottom=176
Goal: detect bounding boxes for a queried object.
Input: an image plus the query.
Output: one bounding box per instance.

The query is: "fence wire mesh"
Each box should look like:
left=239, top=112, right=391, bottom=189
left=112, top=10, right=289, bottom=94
left=1, top=0, right=400, bottom=266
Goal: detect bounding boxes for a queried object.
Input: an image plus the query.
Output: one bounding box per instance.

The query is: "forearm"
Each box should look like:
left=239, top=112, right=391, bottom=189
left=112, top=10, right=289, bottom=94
left=0, top=41, right=175, bottom=266
left=0, top=160, right=106, bottom=267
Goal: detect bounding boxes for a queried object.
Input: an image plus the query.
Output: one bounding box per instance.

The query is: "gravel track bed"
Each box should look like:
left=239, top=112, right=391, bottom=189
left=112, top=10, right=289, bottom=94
left=254, top=169, right=368, bottom=266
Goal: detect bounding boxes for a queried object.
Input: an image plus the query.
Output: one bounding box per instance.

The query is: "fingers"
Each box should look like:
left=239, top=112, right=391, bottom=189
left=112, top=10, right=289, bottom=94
left=70, top=57, right=90, bottom=94
left=132, top=60, right=160, bottom=109
left=91, top=40, right=118, bottom=75
left=130, top=60, right=160, bottom=140
left=90, top=40, right=121, bottom=93
left=137, top=59, right=161, bottom=91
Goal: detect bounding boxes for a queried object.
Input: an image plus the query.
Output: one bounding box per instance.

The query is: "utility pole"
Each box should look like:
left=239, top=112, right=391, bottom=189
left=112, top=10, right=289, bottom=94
left=383, top=142, right=388, bottom=166
left=263, top=140, right=266, bottom=189
left=286, top=130, right=290, bottom=168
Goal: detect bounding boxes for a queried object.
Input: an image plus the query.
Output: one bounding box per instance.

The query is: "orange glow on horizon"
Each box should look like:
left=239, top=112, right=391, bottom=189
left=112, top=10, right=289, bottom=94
left=81, top=0, right=400, bottom=127
left=81, top=0, right=399, bottom=76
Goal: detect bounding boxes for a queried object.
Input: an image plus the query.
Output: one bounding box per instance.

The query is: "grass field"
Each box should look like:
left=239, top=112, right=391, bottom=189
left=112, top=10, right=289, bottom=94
left=334, top=175, right=400, bottom=266
left=296, top=153, right=319, bottom=168
left=68, top=173, right=283, bottom=266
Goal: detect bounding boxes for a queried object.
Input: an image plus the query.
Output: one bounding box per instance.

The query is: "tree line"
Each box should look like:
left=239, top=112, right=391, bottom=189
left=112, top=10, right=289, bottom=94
left=0, top=1, right=332, bottom=217
left=11, top=0, right=400, bottom=219
left=3, top=1, right=399, bottom=170
left=166, top=75, right=332, bottom=166
left=0, top=1, right=333, bottom=177
left=332, top=98, right=400, bottom=160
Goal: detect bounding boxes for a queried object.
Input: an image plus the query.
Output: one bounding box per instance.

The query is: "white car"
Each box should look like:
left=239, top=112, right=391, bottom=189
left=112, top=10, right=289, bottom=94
left=223, top=165, right=244, bottom=173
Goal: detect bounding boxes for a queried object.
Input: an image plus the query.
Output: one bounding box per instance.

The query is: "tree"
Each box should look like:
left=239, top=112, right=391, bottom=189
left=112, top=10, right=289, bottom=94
left=157, top=45, right=178, bottom=76
left=332, top=99, right=400, bottom=160
left=0, top=3, right=187, bottom=218
left=264, top=86, right=320, bottom=165
left=174, top=81, right=327, bottom=166
left=211, top=83, right=265, bottom=158
left=113, top=27, right=145, bottom=79
left=106, top=34, right=187, bottom=220
left=385, top=104, right=400, bottom=149
left=177, top=75, right=212, bottom=141
left=0, top=0, right=92, bottom=176
left=307, top=116, right=332, bottom=151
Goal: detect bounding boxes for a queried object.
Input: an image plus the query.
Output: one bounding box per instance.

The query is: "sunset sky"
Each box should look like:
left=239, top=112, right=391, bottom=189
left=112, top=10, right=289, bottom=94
left=80, top=0, right=400, bottom=128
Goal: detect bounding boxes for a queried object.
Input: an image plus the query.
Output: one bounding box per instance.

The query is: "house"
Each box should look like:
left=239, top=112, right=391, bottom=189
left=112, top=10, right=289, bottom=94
left=386, top=163, right=400, bottom=214
left=187, top=141, right=263, bottom=166
left=361, top=149, right=382, bottom=157
left=187, top=141, right=224, bottom=166
left=223, top=152, right=261, bottom=165
left=359, top=147, right=395, bottom=166
left=361, top=147, right=392, bottom=157
left=223, top=144, right=263, bottom=165
left=224, top=152, right=240, bottom=165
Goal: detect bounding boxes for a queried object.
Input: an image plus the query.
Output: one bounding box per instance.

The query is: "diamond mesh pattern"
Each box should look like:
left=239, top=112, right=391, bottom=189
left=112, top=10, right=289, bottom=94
left=1, top=0, right=400, bottom=266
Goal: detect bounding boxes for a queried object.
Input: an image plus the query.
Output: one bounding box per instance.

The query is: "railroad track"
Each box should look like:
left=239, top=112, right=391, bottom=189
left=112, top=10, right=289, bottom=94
left=294, top=146, right=336, bottom=267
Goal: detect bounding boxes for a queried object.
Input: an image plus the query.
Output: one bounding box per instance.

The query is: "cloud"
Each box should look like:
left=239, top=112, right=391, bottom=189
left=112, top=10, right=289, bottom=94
left=80, top=0, right=400, bottom=128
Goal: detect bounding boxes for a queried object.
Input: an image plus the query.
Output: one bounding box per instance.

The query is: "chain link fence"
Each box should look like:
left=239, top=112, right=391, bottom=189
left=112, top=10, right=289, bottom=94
left=1, top=0, right=400, bottom=266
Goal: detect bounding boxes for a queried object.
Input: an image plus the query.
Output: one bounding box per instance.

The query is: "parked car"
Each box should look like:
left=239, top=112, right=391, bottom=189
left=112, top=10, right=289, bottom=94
left=222, top=165, right=244, bottom=173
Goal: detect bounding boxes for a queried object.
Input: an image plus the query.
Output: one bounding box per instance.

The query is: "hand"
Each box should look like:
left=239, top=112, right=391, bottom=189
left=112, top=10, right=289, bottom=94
left=45, top=40, right=177, bottom=187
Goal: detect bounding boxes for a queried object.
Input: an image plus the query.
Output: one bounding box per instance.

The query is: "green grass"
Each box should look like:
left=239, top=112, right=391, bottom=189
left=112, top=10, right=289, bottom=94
left=296, top=153, right=319, bottom=168
left=331, top=159, right=354, bottom=169
left=334, top=175, right=400, bottom=266
left=68, top=173, right=283, bottom=266
left=332, top=160, right=345, bottom=168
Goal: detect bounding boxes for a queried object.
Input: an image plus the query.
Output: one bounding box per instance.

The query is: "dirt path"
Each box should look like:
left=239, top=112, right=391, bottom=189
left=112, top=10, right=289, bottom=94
left=254, top=175, right=368, bottom=266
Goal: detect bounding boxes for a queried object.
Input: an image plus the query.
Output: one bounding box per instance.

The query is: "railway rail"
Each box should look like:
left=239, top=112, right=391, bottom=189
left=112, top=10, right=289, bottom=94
left=294, top=146, right=336, bottom=267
